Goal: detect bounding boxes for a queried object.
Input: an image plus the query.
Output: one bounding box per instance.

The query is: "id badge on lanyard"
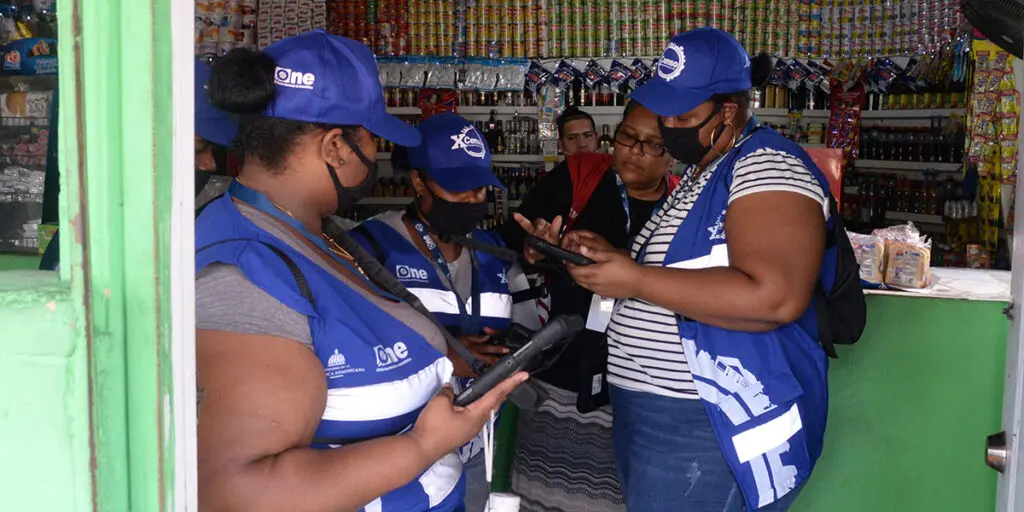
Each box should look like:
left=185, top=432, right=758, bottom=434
left=409, top=217, right=481, bottom=334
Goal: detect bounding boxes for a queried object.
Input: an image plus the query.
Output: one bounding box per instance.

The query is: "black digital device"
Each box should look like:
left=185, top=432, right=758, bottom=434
left=489, top=323, right=534, bottom=352
left=525, top=235, right=595, bottom=266
left=454, top=315, right=584, bottom=407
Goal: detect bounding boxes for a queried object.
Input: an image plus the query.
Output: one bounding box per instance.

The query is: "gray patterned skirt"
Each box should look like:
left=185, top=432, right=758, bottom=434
left=510, top=380, right=626, bottom=512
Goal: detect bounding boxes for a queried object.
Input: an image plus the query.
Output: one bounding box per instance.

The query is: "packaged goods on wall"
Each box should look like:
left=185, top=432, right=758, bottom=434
left=0, top=86, right=50, bottom=254
left=196, top=0, right=260, bottom=56
left=325, top=0, right=965, bottom=59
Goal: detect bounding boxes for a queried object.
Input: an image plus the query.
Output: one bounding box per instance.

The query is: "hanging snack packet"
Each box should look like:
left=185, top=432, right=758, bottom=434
left=608, top=60, right=632, bottom=94
left=462, top=58, right=488, bottom=91
left=785, top=59, right=811, bottom=92
left=583, top=59, right=609, bottom=91
left=400, top=56, right=428, bottom=89
left=550, top=60, right=581, bottom=92
left=425, top=58, right=458, bottom=89
left=525, top=61, right=554, bottom=95
left=630, top=58, right=653, bottom=88
left=496, top=58, right=529, bottom=91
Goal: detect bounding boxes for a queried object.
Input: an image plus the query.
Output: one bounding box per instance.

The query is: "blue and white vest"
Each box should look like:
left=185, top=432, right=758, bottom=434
left=196, top=192, right=465, bottom=512
left=353, top=216, right=514, bottom=334
left=351, top=215, right=514, bottom=463
left=663, top=128, right=833, bottom=510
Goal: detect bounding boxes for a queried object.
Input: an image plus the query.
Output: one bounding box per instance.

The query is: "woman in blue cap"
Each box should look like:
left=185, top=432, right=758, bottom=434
left=559, top=28, right=838, bottom=511
left=349, top=112, right=517, bottom=512
left=195, top=32, right=526, bottom=512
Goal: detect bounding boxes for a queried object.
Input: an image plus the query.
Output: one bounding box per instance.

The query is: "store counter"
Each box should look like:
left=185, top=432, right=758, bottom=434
left=491, top=268, right=1011, bottom=510
left=791, top=267, right=1009, bottom=512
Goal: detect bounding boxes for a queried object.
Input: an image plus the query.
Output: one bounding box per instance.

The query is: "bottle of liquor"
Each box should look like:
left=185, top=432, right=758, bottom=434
left=494, top=120, right=506, bottom=155
left=598, top=124, right=613, bottom=153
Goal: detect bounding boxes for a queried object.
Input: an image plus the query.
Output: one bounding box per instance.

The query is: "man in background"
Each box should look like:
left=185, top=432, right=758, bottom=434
left=557, top=106, right=598, bottom=155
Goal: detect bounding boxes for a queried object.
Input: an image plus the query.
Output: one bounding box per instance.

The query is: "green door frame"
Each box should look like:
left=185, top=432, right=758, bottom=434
left=58, top=0, right=180, bottom=508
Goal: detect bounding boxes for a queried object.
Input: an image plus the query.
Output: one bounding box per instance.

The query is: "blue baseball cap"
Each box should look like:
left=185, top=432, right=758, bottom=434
left=195, top=59, right=238, bottom=147
left=261, top=30, right=420, bottom=147
left=631, top=28, right=752, bottom=117
left=407, top=113, right=503, bottom=192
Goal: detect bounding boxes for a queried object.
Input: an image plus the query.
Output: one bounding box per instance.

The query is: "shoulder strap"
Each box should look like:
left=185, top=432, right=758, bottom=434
left=195, top=193, right=224, bottom=220
left=566, top=153, right=613, bottom=231
left=351, top=223, right=387, bottom=263
left=196, top=238, right=314, bottom=305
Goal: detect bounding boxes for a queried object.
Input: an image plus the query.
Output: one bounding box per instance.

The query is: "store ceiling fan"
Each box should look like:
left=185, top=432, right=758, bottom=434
left=961, top=0, right=1024, bottom=58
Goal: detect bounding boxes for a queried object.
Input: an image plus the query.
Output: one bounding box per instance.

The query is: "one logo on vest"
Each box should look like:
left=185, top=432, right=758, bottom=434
left=274, top=66, right=316, bottom=90
left=450, top=125, right=487, bottom=159
left=708, top=209, right=726, bottom=240
left=325, top=348, right=365, bottom=379
left=375, top=341, right=411, bottom=371
left=498, top=271, right=508, bottom=285
left=396, top=264, right=429, bottom=282
left=657, top=43, right=686, bottom=81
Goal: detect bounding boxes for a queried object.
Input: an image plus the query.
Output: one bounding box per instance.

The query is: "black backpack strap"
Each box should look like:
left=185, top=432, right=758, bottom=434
left=197, top=238, right=314, bottom=305
left=814, top=281, right=838, bottom=359
left=351, top=223, right=386, bottom=263
left=195, top=193, right=224, bottom=220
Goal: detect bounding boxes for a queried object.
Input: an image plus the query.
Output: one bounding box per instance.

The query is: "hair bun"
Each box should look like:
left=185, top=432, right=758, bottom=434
left=207, top=48, right=276, bottom=115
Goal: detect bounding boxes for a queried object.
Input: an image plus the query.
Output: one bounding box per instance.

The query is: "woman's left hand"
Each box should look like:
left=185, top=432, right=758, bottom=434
left=566, top=242, right=644, bottom=299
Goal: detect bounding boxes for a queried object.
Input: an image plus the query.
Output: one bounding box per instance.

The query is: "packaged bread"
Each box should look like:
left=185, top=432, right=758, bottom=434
left=873, top=223, right=932, bottom=289
left=848, top=231, right=886, bottom=286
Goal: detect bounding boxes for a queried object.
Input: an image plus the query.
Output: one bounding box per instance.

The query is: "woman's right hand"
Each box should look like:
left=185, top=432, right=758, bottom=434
left=408, top=372, right=529, bottom=461
left=513, top=213, right=563, bottom=264
left=562, top=230, right=617, bottom=255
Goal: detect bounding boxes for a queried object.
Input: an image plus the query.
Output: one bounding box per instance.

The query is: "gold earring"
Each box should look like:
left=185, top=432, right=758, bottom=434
left=709, top=124, right=726, bottom=154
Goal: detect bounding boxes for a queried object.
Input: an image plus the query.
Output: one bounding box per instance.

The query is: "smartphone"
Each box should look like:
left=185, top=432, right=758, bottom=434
left=525, top=235, right=595, bottom=266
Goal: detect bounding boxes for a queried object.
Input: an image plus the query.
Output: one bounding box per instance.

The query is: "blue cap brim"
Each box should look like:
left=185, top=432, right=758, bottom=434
left=365, top=111, right=422, bottom=147
left=630, top=79, right=713, bottom=118
left=196, top=116, right=238, bottom=148
left=430, top=165, right=505, bottom=193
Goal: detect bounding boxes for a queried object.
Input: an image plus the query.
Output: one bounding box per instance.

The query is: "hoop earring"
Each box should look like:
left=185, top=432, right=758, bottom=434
left=729, top=125, right=740, bottom=148
left=709, top=123, right=726, bottom=155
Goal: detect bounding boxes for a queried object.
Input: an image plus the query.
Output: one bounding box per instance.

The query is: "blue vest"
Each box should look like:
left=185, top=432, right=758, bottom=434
left=351, top=215, right=514, bottom=463
left=196, top=192, right=465, bottom=512
left=352, top=216, right=514, bottom=334
left=662, top=128, right=832, bottom=510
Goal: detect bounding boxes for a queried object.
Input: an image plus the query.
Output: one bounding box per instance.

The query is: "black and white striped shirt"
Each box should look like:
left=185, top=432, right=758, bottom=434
left=606, top=146, right=829, bottom=399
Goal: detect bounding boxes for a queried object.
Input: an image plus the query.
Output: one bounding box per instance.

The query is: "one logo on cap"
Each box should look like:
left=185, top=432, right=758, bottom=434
left=657, top=43, right=686, bottom=81
left=450, top=125, right=487, bottom=159
left=274, top=66, right=316, bottom=90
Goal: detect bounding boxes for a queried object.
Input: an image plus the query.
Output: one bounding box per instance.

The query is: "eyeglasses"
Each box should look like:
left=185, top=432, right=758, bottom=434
left=614, top=131, right=667, bottom=157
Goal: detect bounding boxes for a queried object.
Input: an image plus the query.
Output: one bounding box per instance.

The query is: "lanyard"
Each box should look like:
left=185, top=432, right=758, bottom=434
left=409, top=216, right=481, bottom=334
left=634, top=118, right=761, bottom=263
left=615, top=172, right=671, bottom=243
left=228, top=180, right=397, bottom=299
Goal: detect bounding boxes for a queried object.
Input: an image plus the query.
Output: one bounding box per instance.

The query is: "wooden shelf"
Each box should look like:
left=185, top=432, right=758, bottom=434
left=885, top=211, right=945, bottom=225
left=861, top=108, right=965, bottom=119
left=856, top=160, right=962, bottom=172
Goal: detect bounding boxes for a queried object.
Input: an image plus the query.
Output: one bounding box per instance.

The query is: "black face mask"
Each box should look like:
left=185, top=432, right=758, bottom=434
left=419, top=187, right=487, bottom=237
left=325, top=133, right=379, bottom=216
left=195, top=170, right=212, bottom=197
left=659, top=104, right=722, bottom=165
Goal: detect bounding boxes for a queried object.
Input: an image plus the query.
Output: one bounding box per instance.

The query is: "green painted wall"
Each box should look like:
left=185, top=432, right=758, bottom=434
left=791, top=295, right=1007, bottom=511
left=0, top=253, right=42, bottom=270
left=0, top=271, right=91, bottom=511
